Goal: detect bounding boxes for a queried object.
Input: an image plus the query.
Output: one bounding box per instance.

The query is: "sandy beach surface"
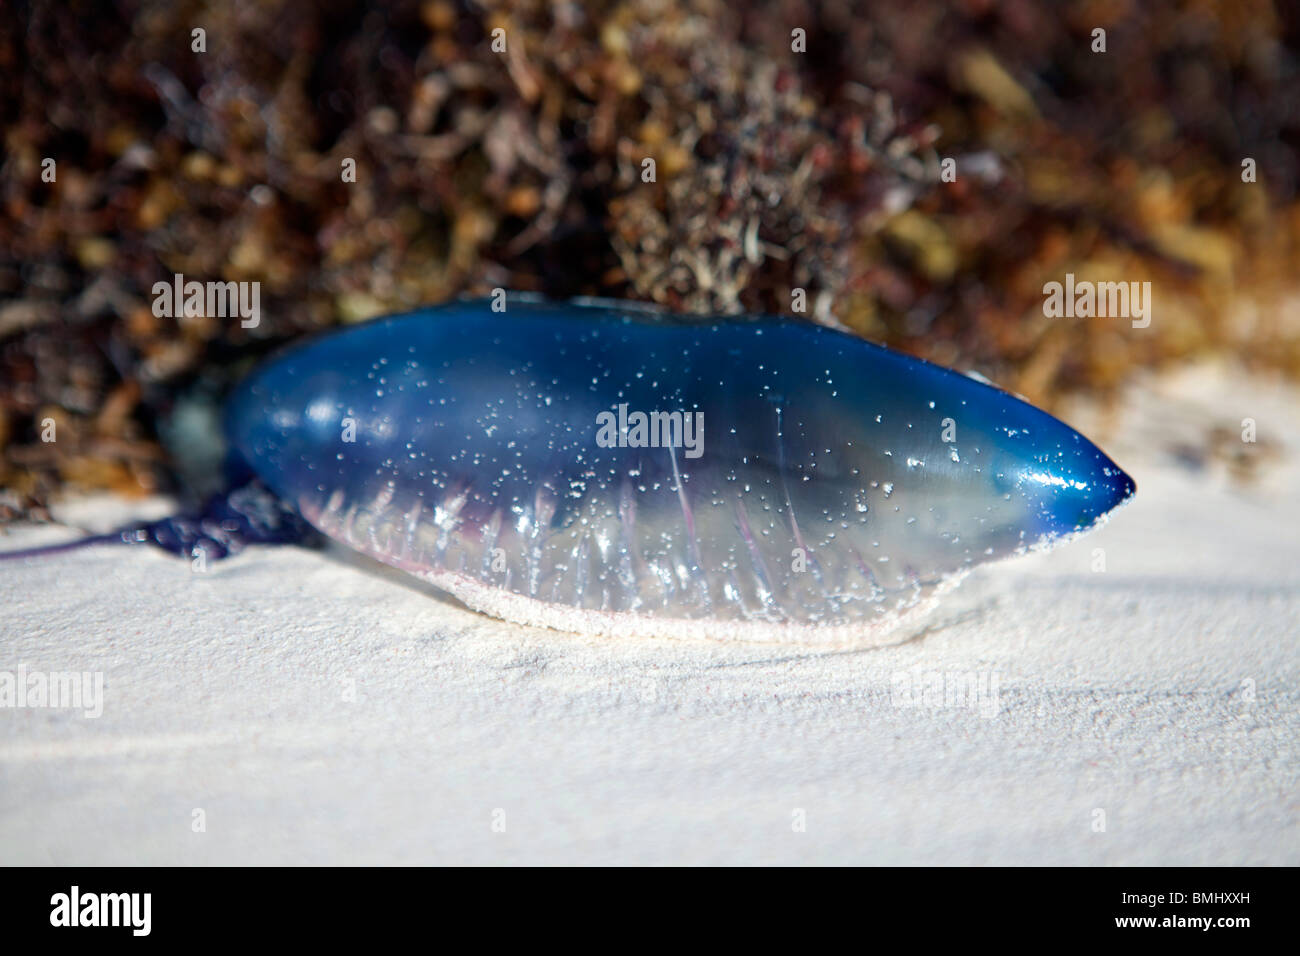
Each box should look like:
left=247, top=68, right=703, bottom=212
left=1, top=363, right=1296, bottom=865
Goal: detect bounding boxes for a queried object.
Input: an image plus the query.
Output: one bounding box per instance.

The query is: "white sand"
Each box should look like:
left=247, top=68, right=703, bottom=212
left=1, top=362, right=1296, bottom=865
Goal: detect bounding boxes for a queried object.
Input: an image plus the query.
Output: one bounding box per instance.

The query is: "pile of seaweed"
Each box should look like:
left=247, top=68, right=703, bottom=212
left=2, top=0, right=1298, bottom=515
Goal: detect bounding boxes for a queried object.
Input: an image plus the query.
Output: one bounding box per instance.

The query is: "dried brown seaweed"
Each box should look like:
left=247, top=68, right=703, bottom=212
left=1, top=0, right=1297, bottom=514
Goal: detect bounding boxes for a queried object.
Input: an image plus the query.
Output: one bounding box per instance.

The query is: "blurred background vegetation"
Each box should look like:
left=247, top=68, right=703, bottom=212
left=2, top=0, right=1298, bottom=516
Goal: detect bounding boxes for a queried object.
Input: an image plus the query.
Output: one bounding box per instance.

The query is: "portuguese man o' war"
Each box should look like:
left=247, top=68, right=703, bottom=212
left=5, top=296, right=1134, bottom=645
left=229, top=295, right=1133, bottom=642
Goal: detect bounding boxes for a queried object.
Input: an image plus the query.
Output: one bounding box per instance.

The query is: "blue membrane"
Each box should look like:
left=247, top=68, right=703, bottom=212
left=225, top=297, right=1134, bottom=642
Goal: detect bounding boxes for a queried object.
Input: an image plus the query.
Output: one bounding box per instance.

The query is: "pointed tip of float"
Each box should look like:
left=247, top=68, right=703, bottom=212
left=1088, top=452, right=1137, bottom=517
left=1039, top=446, right=1137, bottom=537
